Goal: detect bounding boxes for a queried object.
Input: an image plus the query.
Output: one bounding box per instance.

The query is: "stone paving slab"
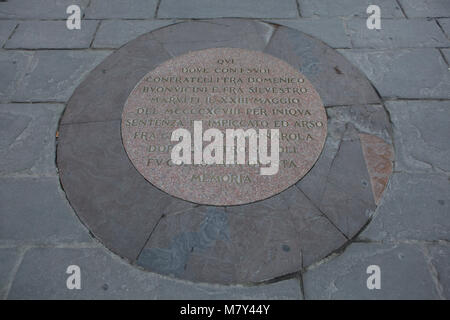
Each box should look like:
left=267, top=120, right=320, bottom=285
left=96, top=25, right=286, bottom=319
left=5, top=20, right=99, bottom=49
left=398, top=0, right=450, bottom=18
left=0, top=51, right=32, bottom=102
left=264, top=26, right=380, bottom=106
left=0, top=177, right=92, bottom=244
left=57, top=121, right=194, bottom=261
left=150, top=19, right=273, bottom=57
left=61, top=19, right=273, bottom=124
left=303, top=243, right=441, bottom=299
left=85, top=0, right=158, bottom=19
left=0, top=50, right=110, bottom=103
left=0, top=21, right=17, bottom=47
left=121, top=46, right=328, bottom=206
left=359, top=133, right=394, bottom=205
left=267, top=18, right=351, bottom=48
left=428, top=244, right=450, bottom=298
left=386, top=100, right=450, bottom=173
left=225, top=188, right=348, bottom=273
left=158, top=0, right=299, bottom=19
left=56, top=20, right=393, bottom=285
left=156, top=277, right=302, bottom=300
left=314, top=131, right=376, bottom=237
left=0, top=103, right=63, bottom=176
left=61, top=36, right=171, bottom=124
left=7, top=247, right=302, bottom=300
left=297, top=105, right=391, bottom=207
left=339, top=48, right=450, bottom=99
left=92, top=20, right=177, bottom=49
left=0, top=0, right=89, bottom=19
left=347, top=18, right=449, bottom=48
left=298, top=0, right=404, bottom=18
left=0, top=248, right=21, bottom=299
left=359, top=173, right=450, bottom=242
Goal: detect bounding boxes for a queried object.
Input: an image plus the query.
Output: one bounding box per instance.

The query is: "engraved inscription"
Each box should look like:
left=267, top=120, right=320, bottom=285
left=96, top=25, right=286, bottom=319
left=121, top=48, right=327, bottom=205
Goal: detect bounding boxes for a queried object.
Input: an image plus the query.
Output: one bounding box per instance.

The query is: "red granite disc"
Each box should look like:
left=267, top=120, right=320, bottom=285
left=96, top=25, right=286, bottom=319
left=121, top=48, right=327, bottom=205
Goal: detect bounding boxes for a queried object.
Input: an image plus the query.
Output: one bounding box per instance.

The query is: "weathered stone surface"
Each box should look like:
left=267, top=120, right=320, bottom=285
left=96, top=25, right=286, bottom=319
left=298, top=0, right=404, bottom=18
left=157, top=277, right=303, bottom=300
left=268, top=18, right=351, bottom=48
left=359, top=173, right=450, bottom=242
left=61, top=36, right=171, bottom=124
left=8, top=247, right=302, bottom=299
left=226, top=188, right=347, bottom=275
left=315, top=127, right=376, bottom=237
left=326, top=127, right=378, bottom=207
left=0, top=103, right=63, bottom=176
left=0, top=177, right=92, bottom=244
left=298, top=105, right=392, bottom=237
left=438, top=18, right=450, bottom=37
left=56, top=19, right=394, bottom=285
left=0, top=21, right=17, bottom=47
left=1, top=50, right=110, bottom=102
left=359, top=134, right=394, bottom=205
left=138, top=187, right=346, bottom=284
left=57, top=121, right=194, bottom=260
left=443, top=48, right=450, bottom=63
left=150, top=20, right=273, bottom=57
left=296, top=135, right=340, bottom=206
left=0, top=0, right=89, bottom=19
left=339, top=48, right=450, bottom=99
left=303, top=243, right=441, bottom=299
left=0, top=0, right=445, bottom=298
left=85, top=0, right=158, bottom=19
left=428, top=244, right=450, bottom=299
left=398, top=0, right=450, bottom=18
left=158, top=0, right=299, bottom=18
left=0, top=248, right=21, bottom=299
left=93, top=20, right=177, bottom=49
left=0, top=51, right=32, bottom=102
left=347, top=19, right=450, bottom=48
left=264, top=26, right=380, bottom=106
left=5, top=21, right=99, bottom=49
left=386, top=100, right=450, bottom=173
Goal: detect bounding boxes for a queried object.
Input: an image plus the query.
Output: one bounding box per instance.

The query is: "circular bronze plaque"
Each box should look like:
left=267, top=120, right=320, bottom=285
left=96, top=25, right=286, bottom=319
left=121, top=48, right=327, bottom=205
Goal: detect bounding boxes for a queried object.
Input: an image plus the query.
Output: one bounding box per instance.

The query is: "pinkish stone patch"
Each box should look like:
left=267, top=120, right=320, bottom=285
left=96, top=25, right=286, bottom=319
left=121, top=48, right=327, bottom=205
left=359, top=133, right=394, bottom=205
